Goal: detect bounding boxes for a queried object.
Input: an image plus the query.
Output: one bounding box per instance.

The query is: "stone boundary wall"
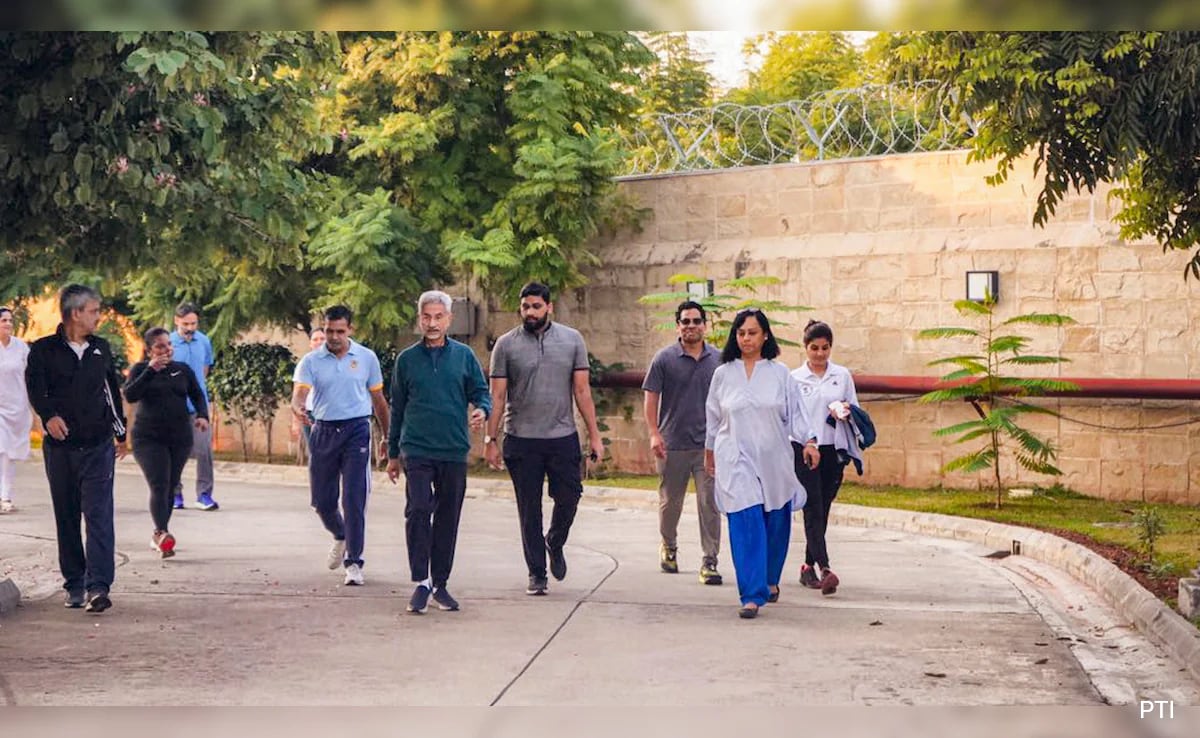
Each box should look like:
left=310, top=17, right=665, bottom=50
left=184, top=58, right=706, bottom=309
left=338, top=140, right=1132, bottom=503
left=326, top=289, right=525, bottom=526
left=217, top=150, right=1200, bottom=505
left=492, top=150, right=1199, bottom=504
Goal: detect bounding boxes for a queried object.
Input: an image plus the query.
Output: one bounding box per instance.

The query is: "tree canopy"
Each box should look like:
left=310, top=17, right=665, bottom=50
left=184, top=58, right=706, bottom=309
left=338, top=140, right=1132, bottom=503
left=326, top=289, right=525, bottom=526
left=0, top=31, right=654, bottom=344
left=331, top=31, right=652, bottom=306
left=896, top=31, right=1200, bottom=277
left=729, top=32, right=864, bottom=105
left=637, top=32, right=714, bottom=114
left=0, top=32, right=343, bottom=341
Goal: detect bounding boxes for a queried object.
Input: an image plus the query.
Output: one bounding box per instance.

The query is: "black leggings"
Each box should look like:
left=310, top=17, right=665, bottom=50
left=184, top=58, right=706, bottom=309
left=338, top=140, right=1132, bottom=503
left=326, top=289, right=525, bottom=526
left=133, top=436, right=192, bottom=531
left=792, top=442, right=846, bottom=570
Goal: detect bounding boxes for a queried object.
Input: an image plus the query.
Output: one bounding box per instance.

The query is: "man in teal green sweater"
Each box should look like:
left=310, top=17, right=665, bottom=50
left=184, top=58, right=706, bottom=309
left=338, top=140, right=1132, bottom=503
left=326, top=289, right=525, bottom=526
left=387, top=291, right=492, bottom=615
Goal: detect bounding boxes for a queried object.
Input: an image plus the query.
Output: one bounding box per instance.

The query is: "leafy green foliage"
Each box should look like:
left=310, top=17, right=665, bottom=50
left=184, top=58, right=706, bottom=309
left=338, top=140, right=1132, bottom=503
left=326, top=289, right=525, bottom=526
left=208, top=342, right=295, bottom=462
left=306, top=188, right=448, bottom=346
left=918, top=296, right=1077, bottom=508
left=638, top=33, right=714, bottom=114
left=1133, top=506, right=1167, bottom=567
left=331, top=31, right=655, bottom=306
left=586, top=352, right=631, bottom=475
left=638, top=273, right=812, bottom=348
left=731, top=32, right=864, bottom=105
left=0, top=32, right=344, bottom=343
left=2, top=32, right=650, bottom=345
left=894, top=32, right=1200, bottom=279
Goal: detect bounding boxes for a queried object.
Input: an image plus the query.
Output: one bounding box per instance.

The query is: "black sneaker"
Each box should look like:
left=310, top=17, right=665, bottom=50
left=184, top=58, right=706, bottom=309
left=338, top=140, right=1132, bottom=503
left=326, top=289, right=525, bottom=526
left=432, top=587, right=460, bottom=611
left=406, top=585, right=431, bottom=614
left=84, top=592, right=111, bottom=614
left=526, top=575, right=548, bottom=596
left=546, top=539, right=567, bottom=581
left=64, top=591, right=85, bottom=609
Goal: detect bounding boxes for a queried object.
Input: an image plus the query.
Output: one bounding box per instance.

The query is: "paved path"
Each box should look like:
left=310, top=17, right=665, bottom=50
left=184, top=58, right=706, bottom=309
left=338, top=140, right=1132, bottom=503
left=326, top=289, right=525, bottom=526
left=0, top=458, right=1196, bottom=706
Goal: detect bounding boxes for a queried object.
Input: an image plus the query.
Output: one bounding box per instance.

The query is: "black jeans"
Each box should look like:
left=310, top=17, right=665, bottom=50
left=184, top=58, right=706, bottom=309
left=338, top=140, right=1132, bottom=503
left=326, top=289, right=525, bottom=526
left=404, top=457, right=467, bottom=588
left=503, top=433, right=582, bottom=578
left=793, top=442, right=846, bottom=570
left=133, top=434, right=192, bottom=531
left=43, top=441, right=116, bottom=596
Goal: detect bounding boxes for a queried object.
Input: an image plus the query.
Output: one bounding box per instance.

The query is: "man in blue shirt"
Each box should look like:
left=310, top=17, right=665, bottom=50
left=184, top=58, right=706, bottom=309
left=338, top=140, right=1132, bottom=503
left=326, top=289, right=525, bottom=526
left=387, top=291, right=491, bottom=614
left=292, top=305, right=389, bottom=587
left=170, top=302, right=218, bottom=511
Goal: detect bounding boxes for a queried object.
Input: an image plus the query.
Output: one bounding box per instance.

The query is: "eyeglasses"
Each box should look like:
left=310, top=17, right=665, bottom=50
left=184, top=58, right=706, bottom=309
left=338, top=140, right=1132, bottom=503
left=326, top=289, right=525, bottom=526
left=677, top=318, right=705, bottom=326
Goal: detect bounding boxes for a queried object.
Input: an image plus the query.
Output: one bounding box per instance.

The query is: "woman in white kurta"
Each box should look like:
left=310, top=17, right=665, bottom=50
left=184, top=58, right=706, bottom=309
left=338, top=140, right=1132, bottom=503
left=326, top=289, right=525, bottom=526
left=0, top=307, right=32, bottom=513
left=790, top=320, right=859, bottom=595
left=704, top=309, right=818, bottom=618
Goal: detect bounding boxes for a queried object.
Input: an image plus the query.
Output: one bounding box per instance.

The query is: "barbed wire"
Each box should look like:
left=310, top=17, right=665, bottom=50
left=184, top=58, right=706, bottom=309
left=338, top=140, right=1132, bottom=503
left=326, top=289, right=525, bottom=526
left=619, top=81, right=975, bottom=177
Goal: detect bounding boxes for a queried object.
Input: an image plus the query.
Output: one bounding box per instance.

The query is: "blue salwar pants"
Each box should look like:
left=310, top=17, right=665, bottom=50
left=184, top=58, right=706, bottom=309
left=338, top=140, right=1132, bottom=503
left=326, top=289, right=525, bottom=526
left=727, top=502, right=792, bottom=606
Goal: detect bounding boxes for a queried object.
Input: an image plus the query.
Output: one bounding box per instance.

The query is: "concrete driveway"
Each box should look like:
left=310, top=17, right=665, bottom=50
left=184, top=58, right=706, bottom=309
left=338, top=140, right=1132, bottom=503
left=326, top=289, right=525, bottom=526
left=0, top=458, right=1196, bottom=707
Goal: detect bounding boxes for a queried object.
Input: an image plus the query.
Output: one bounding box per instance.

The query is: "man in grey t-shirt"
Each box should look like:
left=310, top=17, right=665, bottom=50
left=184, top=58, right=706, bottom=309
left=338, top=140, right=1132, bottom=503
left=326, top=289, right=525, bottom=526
left=485, top=282, right=604, bottom=596
left=642, top=300, right=723, bottom=585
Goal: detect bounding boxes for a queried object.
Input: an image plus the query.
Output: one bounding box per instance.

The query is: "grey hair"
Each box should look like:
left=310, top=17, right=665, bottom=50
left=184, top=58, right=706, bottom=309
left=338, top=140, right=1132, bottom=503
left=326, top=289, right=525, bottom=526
left=59, top=284, right=101, bottom=323
left=417, top=290, right=453, bottom=313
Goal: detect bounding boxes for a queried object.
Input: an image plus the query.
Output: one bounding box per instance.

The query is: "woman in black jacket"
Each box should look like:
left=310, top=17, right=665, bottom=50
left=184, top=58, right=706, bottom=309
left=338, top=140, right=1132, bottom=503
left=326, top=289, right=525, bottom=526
left=123, top=327, right=209, bottom=557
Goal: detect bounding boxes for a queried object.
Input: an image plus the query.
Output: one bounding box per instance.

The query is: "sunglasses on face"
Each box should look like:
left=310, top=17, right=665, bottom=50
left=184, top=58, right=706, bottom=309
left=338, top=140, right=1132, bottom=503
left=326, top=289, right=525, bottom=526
left=677, top=318, right=705, bottom=326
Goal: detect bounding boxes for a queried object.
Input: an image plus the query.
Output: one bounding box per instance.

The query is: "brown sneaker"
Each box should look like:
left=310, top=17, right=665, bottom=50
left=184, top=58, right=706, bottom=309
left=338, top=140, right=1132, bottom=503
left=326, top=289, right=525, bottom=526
left=799, top=564, right=820, bottom=589
left=699, top=557, right=723, bottom=585
left=819, top=569, right=840, bottom=596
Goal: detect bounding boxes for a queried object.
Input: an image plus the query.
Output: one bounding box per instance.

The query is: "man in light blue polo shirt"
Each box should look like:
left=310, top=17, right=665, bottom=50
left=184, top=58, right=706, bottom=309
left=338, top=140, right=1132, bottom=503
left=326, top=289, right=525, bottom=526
left=170, top=302, right=218, bottom=511
left=291, top=305, right=389, bottom=587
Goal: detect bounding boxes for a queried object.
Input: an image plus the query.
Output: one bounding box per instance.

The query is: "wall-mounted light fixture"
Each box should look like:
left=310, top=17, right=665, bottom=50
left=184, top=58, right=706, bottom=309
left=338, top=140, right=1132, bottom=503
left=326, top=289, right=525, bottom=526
left=965, top=270, right=999, bottom=304
left=686, top=280, right=714, bottom=301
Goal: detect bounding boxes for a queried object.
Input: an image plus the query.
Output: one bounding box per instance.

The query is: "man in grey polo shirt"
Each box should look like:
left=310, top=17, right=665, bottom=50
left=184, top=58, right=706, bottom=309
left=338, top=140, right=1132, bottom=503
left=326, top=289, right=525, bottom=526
left=484, top=282, right=604, bottom=596
left=643, top=300, right=723, bottom=585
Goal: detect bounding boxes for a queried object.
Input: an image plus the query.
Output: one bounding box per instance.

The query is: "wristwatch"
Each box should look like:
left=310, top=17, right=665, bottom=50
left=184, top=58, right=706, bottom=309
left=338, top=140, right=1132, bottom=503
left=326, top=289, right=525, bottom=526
left=483, top=435, right=496, bottom=445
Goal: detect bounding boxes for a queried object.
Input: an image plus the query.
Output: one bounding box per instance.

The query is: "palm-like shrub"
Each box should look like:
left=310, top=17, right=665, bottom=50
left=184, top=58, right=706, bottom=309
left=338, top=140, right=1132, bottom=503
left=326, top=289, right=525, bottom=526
left=918, top=297, right=1077, bottom=508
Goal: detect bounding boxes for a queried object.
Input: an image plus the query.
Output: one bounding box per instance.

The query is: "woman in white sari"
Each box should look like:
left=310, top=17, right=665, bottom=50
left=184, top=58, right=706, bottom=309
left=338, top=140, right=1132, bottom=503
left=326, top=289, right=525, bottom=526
left=704, top=309, right=819, bottom=618
left=0, top=307, right=32, bottom=513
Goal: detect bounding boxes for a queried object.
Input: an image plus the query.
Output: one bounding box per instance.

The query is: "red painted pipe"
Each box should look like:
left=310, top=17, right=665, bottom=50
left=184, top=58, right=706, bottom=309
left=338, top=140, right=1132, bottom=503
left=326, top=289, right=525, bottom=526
left=593, top=372, right=1200, bottom=400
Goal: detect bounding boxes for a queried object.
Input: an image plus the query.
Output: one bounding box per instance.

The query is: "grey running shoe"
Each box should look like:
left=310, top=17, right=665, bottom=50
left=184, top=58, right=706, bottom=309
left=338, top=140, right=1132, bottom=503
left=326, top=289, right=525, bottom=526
left=432, top=587, right=460, bottom=611
left=407, top=585, right=431, bottom=614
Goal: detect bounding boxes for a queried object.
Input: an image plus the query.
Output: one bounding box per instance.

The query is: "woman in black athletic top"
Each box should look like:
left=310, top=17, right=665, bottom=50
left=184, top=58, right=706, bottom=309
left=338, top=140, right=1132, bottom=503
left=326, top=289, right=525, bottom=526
left=123, top=327, right=209, bottom=558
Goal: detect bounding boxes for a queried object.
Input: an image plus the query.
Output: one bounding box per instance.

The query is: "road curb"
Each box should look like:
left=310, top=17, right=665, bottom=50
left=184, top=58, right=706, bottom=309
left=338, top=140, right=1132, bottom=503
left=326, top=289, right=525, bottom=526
left=829, top=505, right=1200, bottom=686
left=35, top=452, right=1200, bottom=681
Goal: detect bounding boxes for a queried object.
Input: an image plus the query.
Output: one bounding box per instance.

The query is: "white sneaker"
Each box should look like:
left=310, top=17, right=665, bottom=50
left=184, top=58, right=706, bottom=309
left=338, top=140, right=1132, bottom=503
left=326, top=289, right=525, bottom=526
left=326, top=539, right=346, bottom=570
left=343, top=563, right=364, bottom=586
left=0, top=500, right=13, bottom=514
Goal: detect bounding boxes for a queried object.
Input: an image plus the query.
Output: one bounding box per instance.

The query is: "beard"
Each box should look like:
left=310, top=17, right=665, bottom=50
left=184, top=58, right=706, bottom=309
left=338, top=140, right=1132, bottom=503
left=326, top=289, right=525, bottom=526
left=523, top=314, right=549, bottom=333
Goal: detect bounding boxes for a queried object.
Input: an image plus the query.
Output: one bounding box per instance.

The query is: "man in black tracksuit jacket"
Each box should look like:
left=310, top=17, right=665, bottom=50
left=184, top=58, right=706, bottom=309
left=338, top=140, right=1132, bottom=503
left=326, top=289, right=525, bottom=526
left=25, top=285, right=127, bottom=613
